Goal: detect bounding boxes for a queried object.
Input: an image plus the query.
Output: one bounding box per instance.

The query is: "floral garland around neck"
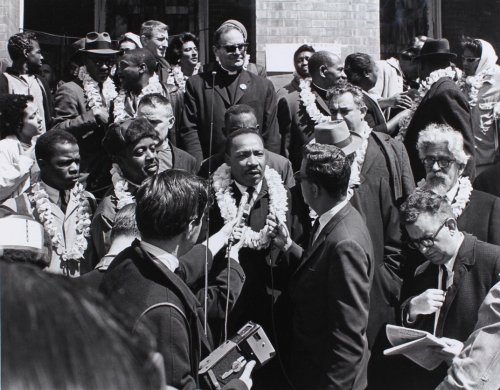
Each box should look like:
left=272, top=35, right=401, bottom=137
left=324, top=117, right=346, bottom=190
left=417, top=176, right=473, bottom=218
left=459, top=67, right=496, bottom=108
left=167, top=63, right=202, bottom=93
left=28, top=182, right=92, bottom=275
left=78, top=65, right=118, bottom=111
left=299, top=78, right=330, bottom=125
left=396, top=66, right=462, bottom=142
left=110, top=163, right=136, bottom=210
left=212, top=164, right=288, bottom=250
left=113, top=74, right=164, bottom=123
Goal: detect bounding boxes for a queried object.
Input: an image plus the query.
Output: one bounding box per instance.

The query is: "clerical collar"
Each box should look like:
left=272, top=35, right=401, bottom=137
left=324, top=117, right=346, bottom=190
left=312, top=82, right=328, bottom=93
left=217, top=61, right=240, bottom=75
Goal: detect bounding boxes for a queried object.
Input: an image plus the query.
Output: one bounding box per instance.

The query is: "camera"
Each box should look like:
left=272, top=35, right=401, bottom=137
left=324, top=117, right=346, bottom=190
left=199, top=322, right=275, bottom=389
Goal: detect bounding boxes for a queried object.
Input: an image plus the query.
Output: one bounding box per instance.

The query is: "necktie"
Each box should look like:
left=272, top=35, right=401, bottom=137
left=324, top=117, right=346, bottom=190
left=441, top=265, right=449, bottom=291
left=308, top=218, right=320, bottom=248
left=245, top=186, right=255, bottom=204
left=59, top=190, right=68, bottom=214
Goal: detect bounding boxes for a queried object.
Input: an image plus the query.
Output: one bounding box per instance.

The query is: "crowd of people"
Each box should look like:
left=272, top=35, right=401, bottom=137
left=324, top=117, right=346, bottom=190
left=2, top=17, right=500, bottom=390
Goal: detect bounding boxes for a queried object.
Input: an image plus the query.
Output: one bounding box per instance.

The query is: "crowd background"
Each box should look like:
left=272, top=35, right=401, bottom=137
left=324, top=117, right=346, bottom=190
left=2, top=14, right=500, bottom=390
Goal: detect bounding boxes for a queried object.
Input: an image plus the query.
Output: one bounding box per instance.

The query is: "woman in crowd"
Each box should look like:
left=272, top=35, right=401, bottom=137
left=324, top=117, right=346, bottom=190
left=460, top=37, right=500, bottom=175
left=118, top=32, right=143, bottom=53
left=165, top=32, right=201, bottom=92
left=0, top=94, right=43, bottom=202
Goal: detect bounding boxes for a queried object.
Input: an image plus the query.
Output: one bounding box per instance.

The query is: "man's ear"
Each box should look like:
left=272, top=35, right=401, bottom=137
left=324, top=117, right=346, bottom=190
left=23, top=48, right=30, bottom=59
left=446, top=218, right=458, bottom=233
left=140, top=35, right=147, bottom=45
left=319, top=64, right=327, bottom=78
left=138, top=63, right=147, bottom=75
left=360, top=105, right=368, bottom=118
left=311, top=182, right=320, bottom=198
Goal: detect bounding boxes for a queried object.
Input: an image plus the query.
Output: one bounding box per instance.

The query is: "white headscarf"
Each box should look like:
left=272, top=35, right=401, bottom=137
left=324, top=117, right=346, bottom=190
left=475, top=39, right=498, bottom=75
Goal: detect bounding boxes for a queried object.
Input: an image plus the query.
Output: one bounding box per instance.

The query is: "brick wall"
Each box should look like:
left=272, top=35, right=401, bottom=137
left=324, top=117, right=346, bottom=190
left=255, top=0, right=380, bottom=68
left=0, top=0, right=20, bottom=68
left=442, top=0, right=500, bottom=56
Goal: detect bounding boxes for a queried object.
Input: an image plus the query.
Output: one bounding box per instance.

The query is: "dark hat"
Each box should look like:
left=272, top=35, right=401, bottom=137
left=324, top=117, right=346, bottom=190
left=314, top=120, right=363, bottom=156
left=103, top=117, right=159, bottom=156
left=414, top=38, right=456, bottom=61
left=80, top=32, right=118, bottom=55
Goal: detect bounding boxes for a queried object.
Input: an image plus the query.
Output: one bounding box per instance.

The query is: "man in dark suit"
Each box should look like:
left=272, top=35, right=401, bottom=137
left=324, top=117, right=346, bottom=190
left=271, top=143, right=374, bottom=390
left=277, top=50, right=346, bottom=171
left=0, top=31, right=53, bottom=132
left=100, top=170, right=254, bottom=390
left=416, top=123, right=500, bottom=247
left=398, top=190, right=500, bottom=390
left=403, top=38, right=475, bottom=182
left=344, top=52, right=411, bottom=136
left=180, top=21, right=280, bottom=165
left=137, top=93, right=197, bottom=174
left=474, top=161, right=500, bottom=197
left=198, top=104, right=295, bottom=188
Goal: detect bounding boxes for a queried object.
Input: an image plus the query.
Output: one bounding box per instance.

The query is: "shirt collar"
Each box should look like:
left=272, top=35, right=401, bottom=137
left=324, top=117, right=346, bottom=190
left=446, top=180, right=460, bottom=203
left=217, top=61, right=240, bottom=75
left=140, top=240, right=179, bottom=273
left=444, top=232, right=464, bottom=273
left=94, top=254, right=116, bottom=271
left=315, top=199, right=349, bottom=238
left=312, top=82, right=328, bottom=93
left=234, top=179, right=263, bottom=199
left=40, top=181, right=63, bottom=205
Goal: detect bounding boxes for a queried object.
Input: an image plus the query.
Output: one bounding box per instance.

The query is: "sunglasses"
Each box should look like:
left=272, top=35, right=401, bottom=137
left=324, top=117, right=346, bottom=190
left=89, top=57, right=115, bottom=67
left=406, top=219, right=449, bottom=250
left=220, top=43, right=249, bottom=53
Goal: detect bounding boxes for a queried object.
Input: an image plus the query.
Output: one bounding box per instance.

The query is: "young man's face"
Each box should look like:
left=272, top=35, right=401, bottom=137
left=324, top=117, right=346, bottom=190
left=118, top=57, right=143, bottom=92
left=40, top=142, right=80, bottom=191
left=116, top=137, right=159, bottom=185
left=26, top=40, right=44, bottom=72
left=143, top=29, right=168, bottom=58
left=329, top=92, right=366, bottom=133
left=294, top=50, right=314, bottom=78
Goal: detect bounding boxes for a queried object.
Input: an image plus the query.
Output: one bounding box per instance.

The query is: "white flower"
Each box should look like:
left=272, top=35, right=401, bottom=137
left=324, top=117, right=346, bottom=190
left=110, top=164, right=136, bottom=210
left=299, top=78, right=330, bottom=124
left=78, top=65, right=117, bottom=111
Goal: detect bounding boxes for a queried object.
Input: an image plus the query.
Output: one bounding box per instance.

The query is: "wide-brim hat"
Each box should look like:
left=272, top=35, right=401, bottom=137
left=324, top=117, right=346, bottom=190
left=80, top=32, right=118, bottom=55
left=314, top=120, right=363, bottom=156
left=414, top=38, right=456, bottom=61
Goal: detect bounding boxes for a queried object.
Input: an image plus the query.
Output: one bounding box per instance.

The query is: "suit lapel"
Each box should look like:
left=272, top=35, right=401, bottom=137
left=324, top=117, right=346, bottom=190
left=312, top=89, right=331, bottom=115
left=205, top=76, right=230, bottom=106
left=293, top=203, right=351, bottom=276
left=358, top=136, right=377, bottom=186
left=436, top=235, right=476, bottom=336
left=233, top=71, right=251, bottom=105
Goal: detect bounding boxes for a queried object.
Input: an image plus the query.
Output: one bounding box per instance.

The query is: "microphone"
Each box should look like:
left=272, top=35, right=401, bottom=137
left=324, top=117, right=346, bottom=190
left=228, top=192, right=251, bottom=246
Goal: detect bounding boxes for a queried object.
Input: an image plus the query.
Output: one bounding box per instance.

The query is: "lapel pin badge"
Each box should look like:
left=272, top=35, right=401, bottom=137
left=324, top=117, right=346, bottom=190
left=239, top=83, right=247, bottom=90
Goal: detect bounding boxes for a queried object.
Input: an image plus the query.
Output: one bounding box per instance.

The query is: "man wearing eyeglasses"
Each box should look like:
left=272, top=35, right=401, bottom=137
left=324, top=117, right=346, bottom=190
left=397, top=189, right=500, bottom=390
left=416, top=123, right=500, bottom=248
left=53, top=32, right=118, bottom=199
left=181, top=20, right=281, bottom=166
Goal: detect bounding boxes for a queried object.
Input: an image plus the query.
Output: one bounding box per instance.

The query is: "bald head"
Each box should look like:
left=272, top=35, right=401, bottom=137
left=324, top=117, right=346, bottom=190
left=308, top=51, right=346, bottom=89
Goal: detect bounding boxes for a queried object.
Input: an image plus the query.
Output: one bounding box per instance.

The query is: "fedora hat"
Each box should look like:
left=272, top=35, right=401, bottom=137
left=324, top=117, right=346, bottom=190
left=80, top=32, right=118, bottom=55
left=414, top=38, right=456, bottom=60
left=314, top=120, right=363, bottom=156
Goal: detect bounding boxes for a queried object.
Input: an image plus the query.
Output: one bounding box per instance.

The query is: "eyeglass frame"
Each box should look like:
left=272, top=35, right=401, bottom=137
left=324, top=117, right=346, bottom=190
left=87, top=56, right=115, bottom=67
left=406, top=218, right=449, bottom=250
left=218, top=43, right=249, bottom=53
left=421, top=156, right=456, bottom=169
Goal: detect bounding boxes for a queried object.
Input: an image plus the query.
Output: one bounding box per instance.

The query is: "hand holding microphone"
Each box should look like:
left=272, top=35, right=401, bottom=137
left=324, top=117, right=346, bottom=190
left=228, top=191, right=251, bottom=246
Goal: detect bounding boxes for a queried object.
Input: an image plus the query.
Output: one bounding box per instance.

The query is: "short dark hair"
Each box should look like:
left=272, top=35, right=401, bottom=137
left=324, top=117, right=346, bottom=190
left=135, top=170, right=208, bottom=240
left=213, top=25, right=245, bottom=47
left=140, top=20, right=168, bottom=39
left=165, top=32, right=199, bottom=64
left=224, top=104, right=258, bottom=133
left=303, top=143, right=351, bottom=199
left=326, top=82, right=366, bottom=110
left=225, top=128, right=263, bottom=155
left=111, top=204, right=140, bottom=241
left=294, top=44, right=315, bottom=60
left=8, top=32, right=38, bottom=61
left=399, top=189, right=454, bottom=225
left=122, top=48, right=157, bottom=76
left=138, top=93, right=172, bottom=110
left=344, top=52, right=374, bottom=84
left=461, top=36, right=482, bottom=58
left=102, top=117, right=159, bottom=157
left=0, top=94, right=34, bottom=139
left=308, top=51, right=337, bottom=76
left=1, top=262, right=162, bottom=390
left=35, top=130, right=78, bottom=162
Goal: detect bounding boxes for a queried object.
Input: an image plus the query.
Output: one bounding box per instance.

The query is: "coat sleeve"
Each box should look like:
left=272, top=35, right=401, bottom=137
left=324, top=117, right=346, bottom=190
left=487, top=197, right=500, bottom=246
left=261, top=79, right=281, bottom=154
left=52, top=83, right=97, bottom=135
left=321, top=239, right=371, bottom=389
left=433, top=87, right=476, bottom=179
left=180, top=79, right=204, bottom=164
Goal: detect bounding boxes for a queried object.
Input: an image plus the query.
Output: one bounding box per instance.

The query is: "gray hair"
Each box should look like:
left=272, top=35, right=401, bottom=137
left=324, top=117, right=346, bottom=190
left=417, top=123, right=470, bottom=165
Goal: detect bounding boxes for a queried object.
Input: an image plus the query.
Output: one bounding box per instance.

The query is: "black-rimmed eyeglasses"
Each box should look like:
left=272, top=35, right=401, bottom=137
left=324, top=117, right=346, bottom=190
left=422, top=156, right=456, bottom=169
left=406, top=219, right=449, bottom=250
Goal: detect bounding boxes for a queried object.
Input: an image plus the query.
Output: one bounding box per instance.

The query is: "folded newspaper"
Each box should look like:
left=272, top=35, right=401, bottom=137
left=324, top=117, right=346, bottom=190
left=384, top=324, right=447, bottom=370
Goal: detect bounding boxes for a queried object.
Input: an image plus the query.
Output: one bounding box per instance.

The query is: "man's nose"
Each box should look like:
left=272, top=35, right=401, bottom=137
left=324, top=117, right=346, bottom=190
left=432, top=160, right=441, bottom=171
left=335, top=111, right=343, bottom=121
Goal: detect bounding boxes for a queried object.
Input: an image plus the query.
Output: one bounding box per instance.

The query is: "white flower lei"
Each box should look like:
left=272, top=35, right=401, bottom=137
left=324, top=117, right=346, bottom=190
left=110, top=163, right=136, bottom=210
left=459, top=67, right=496, bottom=107
left=28, top=182, right=92, bottom=274
left=346, top=121, right=372, bottom=200
left=396, top=66, right=462, bottom=142
left=113, top=74, right=164, bottom=123
left=78, top=65, right=117, bottom=111
left=417, top=176, right=473, bottom=218
left=299, top=78, right=331, bottom=124
left=212, top=164, right=288, bottom=250
left=168, top=63, right=201, bottom=93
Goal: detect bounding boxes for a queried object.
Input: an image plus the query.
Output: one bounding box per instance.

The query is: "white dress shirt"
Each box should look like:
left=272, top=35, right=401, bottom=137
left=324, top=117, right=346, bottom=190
left=312, top=199, right=349, bottom=244
left=141, top=241, right=179, bottom=273
left=234, top=180, right=263, bottom=208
